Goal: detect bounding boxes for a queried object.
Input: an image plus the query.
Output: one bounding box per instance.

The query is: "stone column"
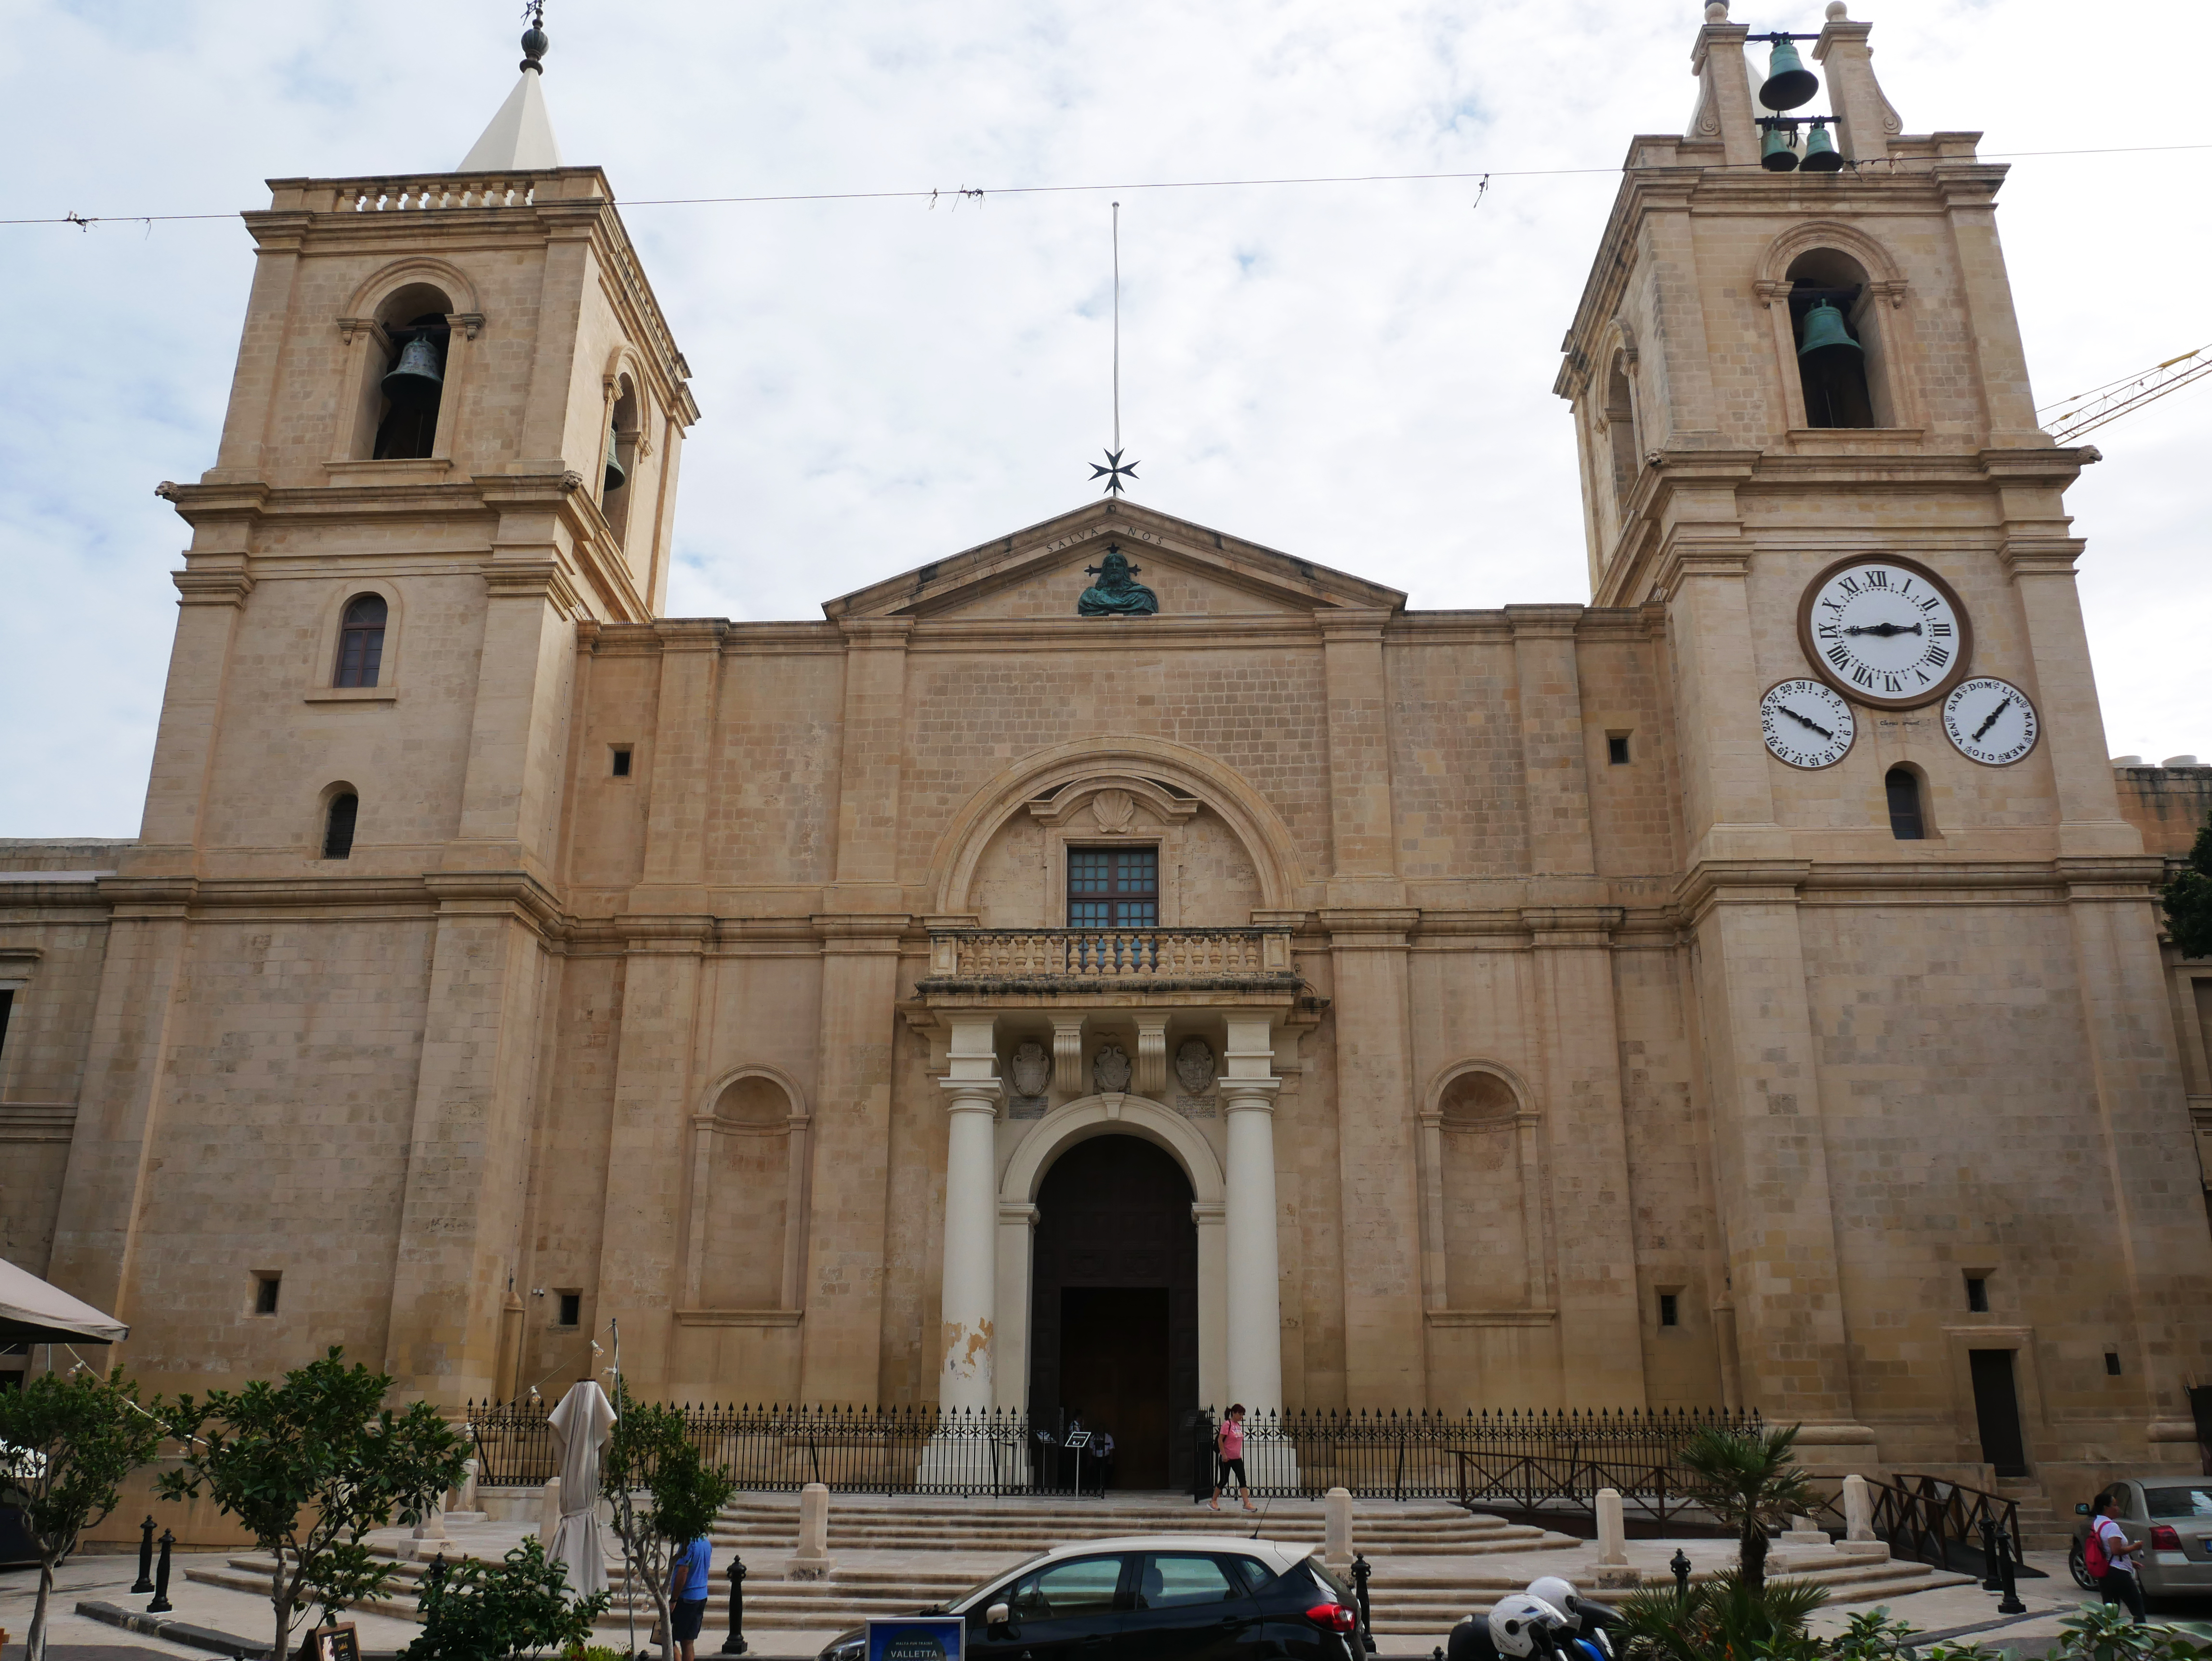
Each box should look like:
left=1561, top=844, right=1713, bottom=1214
left=937, top=1017, right=1001, bottom=1413
left=1193, top=1201, right=1227, bottom=1411
left=1221, top=1059, right=1284, bottom=1415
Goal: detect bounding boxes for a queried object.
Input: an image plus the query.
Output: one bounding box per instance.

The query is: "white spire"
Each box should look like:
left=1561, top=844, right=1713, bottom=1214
left=456, top=14, right=562, bottom=172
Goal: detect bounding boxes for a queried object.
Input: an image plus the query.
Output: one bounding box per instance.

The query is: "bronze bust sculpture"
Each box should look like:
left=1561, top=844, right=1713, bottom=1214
left=1077, top=545, right=1158, bottom=616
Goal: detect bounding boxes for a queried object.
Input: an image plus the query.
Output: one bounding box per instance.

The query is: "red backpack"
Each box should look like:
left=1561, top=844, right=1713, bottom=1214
left=2084, top=1519, right=2111, bottom=1577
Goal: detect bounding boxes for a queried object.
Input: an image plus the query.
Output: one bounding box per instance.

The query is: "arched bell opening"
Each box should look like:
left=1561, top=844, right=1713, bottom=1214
left=1787, top=250, right=1880, bottom=429
left=1603, top=352, right=1640, bottom=526
left=370, top=282, right=454, bottom=460
left=1027, top=1133, right=1198, bottom=1492
left=602, top=375, right=640, bottom=542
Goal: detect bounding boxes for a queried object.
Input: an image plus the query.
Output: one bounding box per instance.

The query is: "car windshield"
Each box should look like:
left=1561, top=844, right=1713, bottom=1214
left=2144, top=1487, right=2212, bottom=1520
left=946, top=1552, right=1051, bottom=1614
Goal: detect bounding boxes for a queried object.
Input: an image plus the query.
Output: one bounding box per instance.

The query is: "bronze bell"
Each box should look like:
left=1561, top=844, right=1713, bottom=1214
left=381, top=335, right=443, bottom=402
left=602, top=429, right=627, bottom=494
left=1797, top=301, right=1862, bottom=359
left=1800, top=123, right=1844, bottom=173
left=1758, top=39, right=1819, bottom=111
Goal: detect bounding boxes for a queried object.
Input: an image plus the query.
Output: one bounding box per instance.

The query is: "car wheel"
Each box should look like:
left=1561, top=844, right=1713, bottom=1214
left=2067, top=1540, right=2096, bottom=1591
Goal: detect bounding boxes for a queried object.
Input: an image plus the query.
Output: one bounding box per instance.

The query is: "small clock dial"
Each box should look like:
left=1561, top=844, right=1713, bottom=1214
left=1761, top=678, right=1856, bottom=769
left=1797, top=556, right=1972, bottom=710
left=1942, top=675, right=2039, bottom=766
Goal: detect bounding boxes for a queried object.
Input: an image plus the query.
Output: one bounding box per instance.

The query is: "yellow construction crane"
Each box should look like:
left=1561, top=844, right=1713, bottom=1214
left=2040, top=345, right=2212, bottom=444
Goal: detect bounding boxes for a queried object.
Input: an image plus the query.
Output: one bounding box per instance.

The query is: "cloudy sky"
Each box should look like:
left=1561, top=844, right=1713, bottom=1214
left=3, top=0, right=2207, bottom=837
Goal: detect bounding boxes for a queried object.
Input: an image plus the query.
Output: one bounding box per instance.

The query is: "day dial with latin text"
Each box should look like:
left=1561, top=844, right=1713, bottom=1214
left=1760, top=679, right=1856, bottom=769
left=1796, top=556, right=1972, bottom=710
left=1942, top=676, right=2040, bottom=766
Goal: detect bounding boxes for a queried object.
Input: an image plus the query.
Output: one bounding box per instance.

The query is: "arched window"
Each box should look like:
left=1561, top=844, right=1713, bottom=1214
left=364, top=282, right=456, bottom=461
left=1884, top=767, right=1926, bottom=840
left=603, top=377, right=639, bottom=542
left=1604, top=354, right=1639, bottom=517
left=334, top=594, right=387, bottom=687
left=691, top=1075, right=800, bottom=1310
left=1787, top=250, right=1879, bottom=428
left=322, top=792, right=359, bottom=859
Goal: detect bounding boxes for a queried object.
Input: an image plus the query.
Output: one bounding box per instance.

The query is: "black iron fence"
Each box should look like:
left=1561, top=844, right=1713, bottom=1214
left=468, top=1399, right=1756, bottom=1508
left=1802, top=1473, right=2031, bottom=1579
left=1188, top=1406, right=1759, bottom=1515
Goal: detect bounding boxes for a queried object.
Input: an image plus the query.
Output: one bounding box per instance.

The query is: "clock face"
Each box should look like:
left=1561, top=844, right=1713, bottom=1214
left=1797, top=556, right=1972, bottom=710
left=1760, top=678, right=1856, bottom=769
left=1942, top=676, right=2040, bottom=766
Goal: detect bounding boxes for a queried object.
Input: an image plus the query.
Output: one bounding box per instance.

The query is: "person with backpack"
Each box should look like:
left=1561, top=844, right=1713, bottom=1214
left=1209, top=1404, right=1256, bottom=1514
left=2086, top=1489, right=2146, bottom=1622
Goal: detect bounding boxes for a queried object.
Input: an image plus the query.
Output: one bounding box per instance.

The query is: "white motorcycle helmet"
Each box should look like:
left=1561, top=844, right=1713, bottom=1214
left=1488, top=1594, right=1568, bottom=1660
left=1527, top=1578, right=1584, bottom=1628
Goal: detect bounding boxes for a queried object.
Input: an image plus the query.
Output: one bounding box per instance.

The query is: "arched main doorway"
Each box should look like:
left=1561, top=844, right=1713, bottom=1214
left=1028, top=1135, right=1198, bottom=1490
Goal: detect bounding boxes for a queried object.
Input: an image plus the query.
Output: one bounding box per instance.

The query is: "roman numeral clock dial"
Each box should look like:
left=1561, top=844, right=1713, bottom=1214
left=1795, top=556, right=1973, bottom=712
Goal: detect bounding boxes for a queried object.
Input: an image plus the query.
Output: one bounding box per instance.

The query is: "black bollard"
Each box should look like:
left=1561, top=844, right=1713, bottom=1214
left=1351, top=1554, right=1376, bottom=1655
left=148, top=1527, right=175, bottom=1614
left=1670, top=1548, right=1692, bottom=1602
left=1995, top=1526, right=2026, bottom=1616
left=426, top=1550, right=448, bottom=1591
left=132, top=1515, right=157, bottom=1594
left=718, top=1554, right=748, bottom=1655
left=1978, top=1518, right=2003, bottom=1592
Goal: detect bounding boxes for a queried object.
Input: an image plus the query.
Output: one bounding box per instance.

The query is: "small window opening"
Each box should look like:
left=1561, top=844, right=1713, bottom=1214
left=2105, top=1351, right=2123, bottom=1376
left=0, top=989, right=12, bottom=1061
left=611, top=746, right=633, bottom=778
left=1658, top=1292, right=1680, bottom=1328
left=323, top=792, right=359, bottom=859
left=1607, top=733, right=1632, bottom=766
left=556, top=1292, right=581, bottom=1328
left=334, top=594, right=388, bottom=687
left=372, top=314, right=449, bottom=460
left=253, top=1274, right=281, bottom=1316
left=1068, top=846, right=1158, bottom=928
left=1884, top=767, right=1926, bottom=840
left=1965, top=1276, right=1989, bottom=1313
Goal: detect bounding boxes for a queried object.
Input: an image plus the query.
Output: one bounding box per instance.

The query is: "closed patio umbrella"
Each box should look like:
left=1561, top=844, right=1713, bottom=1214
left=0, top=1259, right=127, bottom=1346
left=545, top=1380, right=616, bottom=1602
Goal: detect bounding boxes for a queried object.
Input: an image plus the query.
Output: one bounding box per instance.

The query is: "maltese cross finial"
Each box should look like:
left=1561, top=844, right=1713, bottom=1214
left=1091, top=449, right=1139, bottom=496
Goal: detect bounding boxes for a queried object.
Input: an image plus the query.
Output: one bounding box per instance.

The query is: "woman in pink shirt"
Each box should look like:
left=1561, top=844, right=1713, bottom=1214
left=1210, top=1403, right=1257, bottom=1514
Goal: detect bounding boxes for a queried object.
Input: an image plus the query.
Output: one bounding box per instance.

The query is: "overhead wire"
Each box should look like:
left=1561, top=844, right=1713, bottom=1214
left=9, top=138, right=2212, bottom=229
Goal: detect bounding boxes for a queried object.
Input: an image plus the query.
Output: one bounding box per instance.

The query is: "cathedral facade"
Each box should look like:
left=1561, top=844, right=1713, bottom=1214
left=4, top=9, right=2210, bottom=1504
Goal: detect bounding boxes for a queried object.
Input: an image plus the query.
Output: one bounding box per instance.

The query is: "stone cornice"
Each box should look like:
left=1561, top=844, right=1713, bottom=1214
left=1318, top=907, right=1422, bottom=949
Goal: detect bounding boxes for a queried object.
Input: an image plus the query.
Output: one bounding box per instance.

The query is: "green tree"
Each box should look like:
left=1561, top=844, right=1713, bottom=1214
left=0, top=1366, right=166, bottom=1661
left=400, top=1535, right=610, bottom=1661
left=1677, top=1422, right=1817, bottom=1593
left=2160, top=813, right=2212, bottom=961
left=600, top=1382, right=736, bottom=1660
left=157, top=1347, right=468, bottom=1661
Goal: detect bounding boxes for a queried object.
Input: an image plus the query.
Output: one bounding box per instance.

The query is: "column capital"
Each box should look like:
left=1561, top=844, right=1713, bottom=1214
left=938, top=1077, right=1004, bottom=1110
left=1221, top=1079, right=1281, bottom=1111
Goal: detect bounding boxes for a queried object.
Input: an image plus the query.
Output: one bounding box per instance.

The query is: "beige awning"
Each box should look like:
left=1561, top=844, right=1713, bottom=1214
left=0, top=1258, right=127, bottom=1345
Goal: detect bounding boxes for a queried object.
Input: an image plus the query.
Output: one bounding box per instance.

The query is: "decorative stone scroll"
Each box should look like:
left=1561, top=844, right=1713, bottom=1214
left=1093, top=1043, right=1132, bottom=1094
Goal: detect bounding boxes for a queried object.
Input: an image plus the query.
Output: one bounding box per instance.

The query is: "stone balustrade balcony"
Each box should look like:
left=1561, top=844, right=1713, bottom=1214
left=920, top=927, right=1298, bottom=997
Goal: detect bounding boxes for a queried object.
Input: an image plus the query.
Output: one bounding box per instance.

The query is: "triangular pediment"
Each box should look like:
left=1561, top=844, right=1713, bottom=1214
left=819, top=500, right=1406, bottom=623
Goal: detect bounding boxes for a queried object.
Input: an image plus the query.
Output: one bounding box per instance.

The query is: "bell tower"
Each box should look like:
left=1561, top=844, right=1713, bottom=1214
left=1554, top=5, right=2212, bottom=1480
left=53, top=18, right=698, bottom=1403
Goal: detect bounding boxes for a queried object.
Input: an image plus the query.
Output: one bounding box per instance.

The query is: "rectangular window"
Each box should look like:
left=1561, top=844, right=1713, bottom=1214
left=1966, top=1276, right=1989, bottom=1313
left=2106, top=1351, right=2123, bottom=1376
left=253, top=1274, right=281, bottom=1316
left=557, top=1291, right=581, bottom=1328
left=611, top=746, right=632, bottom=778
left=1067, top=847, right=1158, bottom=928
left=1657, top=1292, right=1680, bottom=1328
left=0, top=989, right=12, bottom=1061
left=1607, top=733, right=1632, bottom=766
left=1885, top=768, right=1926, bottom=840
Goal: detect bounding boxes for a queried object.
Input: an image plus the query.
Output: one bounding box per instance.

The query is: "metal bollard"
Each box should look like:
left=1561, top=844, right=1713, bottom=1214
left=426, top=1551, right=448, bottom=1590
left=148, top=1528, right=175, bottom=1614
left=132, top=1516, right=157, bottom=1594
left=1978, top=1518, right=2003, bottom=1592
left=1350, top=1554, right=1376, bottom=1655
left=1670, top=1548, right=1692, bottom=1602
left=1995, top=1526, right=2026, bottom=1616
left=718, top=1554, right=748, bottom=1655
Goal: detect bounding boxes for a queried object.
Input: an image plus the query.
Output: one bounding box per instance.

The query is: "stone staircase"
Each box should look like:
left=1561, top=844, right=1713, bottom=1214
left=1995, top=1479, right=2075, bottom=1554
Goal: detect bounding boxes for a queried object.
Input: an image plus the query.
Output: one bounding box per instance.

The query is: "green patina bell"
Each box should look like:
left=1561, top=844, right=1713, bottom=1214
left=602, top=429, right=627, bottom=494
left=1798, top=301, right=1861, bottom=359
left=1801, top=123, right=1844, bottom=172
left=1759, top=38, right=1819, bottom=110
left=380, top=335, right=443, bottom=402
left=1761, top=124, right=1801, bottom=172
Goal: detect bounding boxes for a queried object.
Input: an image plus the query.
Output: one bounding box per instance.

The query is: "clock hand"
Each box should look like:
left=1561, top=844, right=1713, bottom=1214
left=1971, top=697, right=2012, bottom=742
left=1781, top=705, right=1835, bottom=740
left=1844, top=621, right=1924, bottom=637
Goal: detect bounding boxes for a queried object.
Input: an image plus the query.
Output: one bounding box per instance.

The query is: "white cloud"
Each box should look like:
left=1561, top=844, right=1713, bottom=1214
left=2, top=0, right=2206, bottom=834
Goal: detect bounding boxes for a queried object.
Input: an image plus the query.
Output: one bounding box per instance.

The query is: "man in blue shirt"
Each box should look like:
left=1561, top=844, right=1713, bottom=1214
left=666, top=1534, right=715, bottom=1661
